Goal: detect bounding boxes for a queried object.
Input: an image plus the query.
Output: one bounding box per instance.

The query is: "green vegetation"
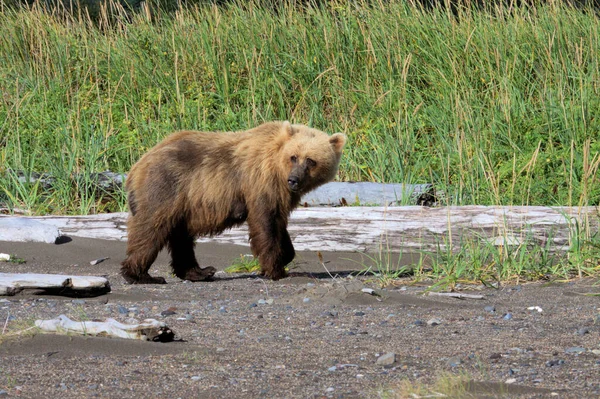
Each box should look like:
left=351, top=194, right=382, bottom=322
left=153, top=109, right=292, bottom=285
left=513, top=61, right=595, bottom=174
left=1, top=1, right=599, bottom=213
left=1, top=1, right=599, bottom=283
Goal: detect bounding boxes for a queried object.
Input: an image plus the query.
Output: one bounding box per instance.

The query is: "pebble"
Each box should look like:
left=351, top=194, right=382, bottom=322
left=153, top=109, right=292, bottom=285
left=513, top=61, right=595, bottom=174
left=161, top=310, right=177, bottom=316
left=505, top=378, right=517, bottom=384
left=71, top=299, right=86, bottom=305
left=576, top=328, right=590, bottom=335
left=546, top=359, right=565, bottom=367
left=413, top=319, right=424, bottom=326
left=249, top=303, right=258, bottom=308
left=216, top=348, right=226, bottom=353
left=0, top=390, right=7, bottom=396
left=591, top=350, right=600, bottom=356
left=565, top=347, right=586, bottom=354
left=503, top=313, right=513, bottom=320
left=219, top=306, right=227, bottom=313
left=303, top=298, right=310, bottom=303
left=257, top=299, right=267, bottom=305
left=354, top=311, right=365, bottom=317
left=191, top=376, right=202, bottom=381
left=117, top=305, right=128, bottom=314
left=327, top=366, right=337, bottom=372
left=447, top=357, right=462, bottom=367
left=325, top=387, right=334, bottom=393
left=427, top=318, right=441, bottom=326
left=376, top=352, right=396, bottom=366
left=484, top=305, right=495, bottom=313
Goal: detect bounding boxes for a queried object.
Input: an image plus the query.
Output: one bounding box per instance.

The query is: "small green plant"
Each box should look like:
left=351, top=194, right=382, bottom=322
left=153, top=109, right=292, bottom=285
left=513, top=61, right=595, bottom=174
left=224, top=254, right=261, bottom=274
left=6, top=255, right=26, bottom=264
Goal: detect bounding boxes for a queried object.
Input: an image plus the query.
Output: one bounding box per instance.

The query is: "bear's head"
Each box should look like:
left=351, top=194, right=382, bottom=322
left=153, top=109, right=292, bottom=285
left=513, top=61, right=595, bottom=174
left=279, top=121, right=346, bottom=194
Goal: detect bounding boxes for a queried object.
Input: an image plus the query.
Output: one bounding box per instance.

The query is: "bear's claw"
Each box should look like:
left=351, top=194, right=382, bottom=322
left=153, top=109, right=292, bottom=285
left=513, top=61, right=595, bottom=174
left=180, top=266, right=217, bottom=282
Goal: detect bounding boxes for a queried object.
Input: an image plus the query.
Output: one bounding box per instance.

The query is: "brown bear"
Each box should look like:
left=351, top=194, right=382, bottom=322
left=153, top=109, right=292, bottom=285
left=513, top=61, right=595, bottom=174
left=121, top=121, right=347, bottom=284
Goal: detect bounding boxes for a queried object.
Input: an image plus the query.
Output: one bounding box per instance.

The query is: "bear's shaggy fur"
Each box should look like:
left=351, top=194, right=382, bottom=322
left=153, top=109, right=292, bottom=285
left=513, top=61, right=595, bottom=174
left=121, top=121, right=346, bottom=284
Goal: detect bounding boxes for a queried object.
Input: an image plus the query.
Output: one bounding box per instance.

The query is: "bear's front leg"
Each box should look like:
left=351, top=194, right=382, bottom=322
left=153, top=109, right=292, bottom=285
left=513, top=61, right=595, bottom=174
left=247, top=206, right=295, bottom=281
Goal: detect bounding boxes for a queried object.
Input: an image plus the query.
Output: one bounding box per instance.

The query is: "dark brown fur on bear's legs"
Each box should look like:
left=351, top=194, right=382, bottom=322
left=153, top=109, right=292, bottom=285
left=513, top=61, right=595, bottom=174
left=167, top=220, right=216, bottom=282
left=248, top=202, right=295, bottom=281
left=120, top=214, right=168, bottom=284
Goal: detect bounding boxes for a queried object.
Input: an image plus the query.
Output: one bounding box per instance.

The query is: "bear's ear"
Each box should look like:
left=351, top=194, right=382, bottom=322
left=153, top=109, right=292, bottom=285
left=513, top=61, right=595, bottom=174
left=329, top=133, right=347, bottom=152
left=281, top=121, right=294, bottom=136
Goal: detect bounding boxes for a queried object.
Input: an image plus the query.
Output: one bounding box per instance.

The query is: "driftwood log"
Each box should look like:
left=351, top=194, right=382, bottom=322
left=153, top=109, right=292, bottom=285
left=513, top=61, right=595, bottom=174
left=2, top=206, right=596, bottom=253
left=0, top=273, right=110, bottom=296
left=35, top=315, right=174, bottom=341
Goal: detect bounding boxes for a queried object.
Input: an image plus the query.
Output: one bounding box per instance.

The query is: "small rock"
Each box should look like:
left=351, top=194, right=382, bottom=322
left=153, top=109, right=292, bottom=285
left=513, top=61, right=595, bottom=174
left=303, top=298, right=310, bottom=303
left=489, top=353, right=502, bottom=360
left=216, top=348, right=226, bottom=353
left=265, top=298, right=274, bottom=305
left=527, top=306, right=543, bottom=313
left=249, top=303, right=258, bottom=308
left=565, top=347, right=586, bottom=354
left=325, top=387, right=334, bottom=393
left=354, top=311, right=365, bottom=317
left=591, top=349, right=600, bottom=356
left=376, top=352, right=396, bottom=366
left=505, top=378, right=517, bottom=384
left=117, top=305, right=128, bottom=314
left=546, top=359, right=565, bottom=367
left=484, top=305, right=495, bottom=313
left=257, top=299, right=267, bottom=305
left=71, top=299, right=86, bottom=305
left=190, top=376, right=202, bottom=381
left=161, top=310, right=177, bottom=316
left=427, top=318, right=441, bottom=326
left=503, top=313, right=513, bottom=320
left=327, top=366, right=337, bottom=372
left=0, top=390, right=7, bottom=396
left=219, top=306, right=227, bottom=313
left=306, top=283, right=315, bottom=287
left=447, top=357, right=462, bottom=367
left=576, top=328, right=590, bottom=336
left=413, top=320, right=425, bottom=326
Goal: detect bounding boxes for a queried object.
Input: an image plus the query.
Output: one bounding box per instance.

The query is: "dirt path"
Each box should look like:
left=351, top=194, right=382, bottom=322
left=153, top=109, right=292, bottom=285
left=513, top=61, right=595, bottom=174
left=0, top=238, right=599, bottom=398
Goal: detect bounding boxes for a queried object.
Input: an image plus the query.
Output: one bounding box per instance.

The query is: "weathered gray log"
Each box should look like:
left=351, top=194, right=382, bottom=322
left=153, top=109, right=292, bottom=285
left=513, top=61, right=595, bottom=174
left=1, top=206, right=595, bottom=253
left=0, top=273, right=111, bottom=296
left=301, top=182, right=434, bottom=206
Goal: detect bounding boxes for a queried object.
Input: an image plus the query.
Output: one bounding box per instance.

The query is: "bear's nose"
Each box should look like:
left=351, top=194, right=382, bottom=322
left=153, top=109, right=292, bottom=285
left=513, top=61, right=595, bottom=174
left=288, top=177, right=299, bottom=191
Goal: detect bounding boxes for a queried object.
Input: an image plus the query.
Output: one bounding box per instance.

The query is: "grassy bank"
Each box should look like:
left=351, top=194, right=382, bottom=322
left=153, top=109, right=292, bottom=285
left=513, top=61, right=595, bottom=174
left=1, top=1, right=599, bottom=214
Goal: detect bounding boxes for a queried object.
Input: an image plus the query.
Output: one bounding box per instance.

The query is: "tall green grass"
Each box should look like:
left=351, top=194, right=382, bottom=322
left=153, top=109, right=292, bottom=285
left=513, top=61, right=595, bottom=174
left=1, top=1, right=599, bottom=214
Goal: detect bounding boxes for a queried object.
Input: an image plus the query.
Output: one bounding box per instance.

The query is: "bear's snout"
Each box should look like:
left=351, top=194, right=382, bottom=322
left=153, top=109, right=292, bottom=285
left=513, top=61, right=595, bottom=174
left=288, top=176, right=300, bottom=191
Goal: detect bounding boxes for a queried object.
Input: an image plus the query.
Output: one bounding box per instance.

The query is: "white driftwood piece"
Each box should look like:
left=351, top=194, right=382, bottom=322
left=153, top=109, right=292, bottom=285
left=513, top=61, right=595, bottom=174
left=35, top=315, right=170, bottom=341
left=0, top=273, right=110, bottom=296
left=0, top=217, right=62, bottom=243
left=0, top=206, right=596, bottom=252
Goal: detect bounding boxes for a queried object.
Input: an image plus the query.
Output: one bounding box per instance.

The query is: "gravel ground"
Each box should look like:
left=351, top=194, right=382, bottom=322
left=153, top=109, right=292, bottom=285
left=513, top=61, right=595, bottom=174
left=0, top=237, right=599, bottom=398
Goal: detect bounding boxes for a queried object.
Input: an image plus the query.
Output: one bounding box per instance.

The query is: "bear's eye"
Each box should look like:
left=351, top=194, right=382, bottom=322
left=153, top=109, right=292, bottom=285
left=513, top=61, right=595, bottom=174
left=291, top=155, right=297, bottom=163
left=306, top=158, right=316, bottom=168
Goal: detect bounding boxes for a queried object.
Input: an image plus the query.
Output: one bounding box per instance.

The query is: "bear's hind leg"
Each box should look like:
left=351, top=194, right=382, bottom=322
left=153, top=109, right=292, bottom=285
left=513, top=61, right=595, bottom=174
left=167, top=220, right=216, bottom=282
left=121, top=227, right=167, bottom=284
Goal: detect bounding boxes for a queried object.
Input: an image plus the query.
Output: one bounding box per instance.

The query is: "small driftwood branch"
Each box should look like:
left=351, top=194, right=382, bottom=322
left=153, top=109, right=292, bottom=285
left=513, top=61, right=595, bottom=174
left=427, top=292, right=485, bottom=300
left=35, top=315, right=174, bottom=341
left=0, top=273, right=110, bottom=296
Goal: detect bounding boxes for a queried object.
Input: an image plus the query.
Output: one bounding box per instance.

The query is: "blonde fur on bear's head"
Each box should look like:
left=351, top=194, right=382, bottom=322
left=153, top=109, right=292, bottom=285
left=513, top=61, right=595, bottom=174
left=277, top=121, right=347, bottom=195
